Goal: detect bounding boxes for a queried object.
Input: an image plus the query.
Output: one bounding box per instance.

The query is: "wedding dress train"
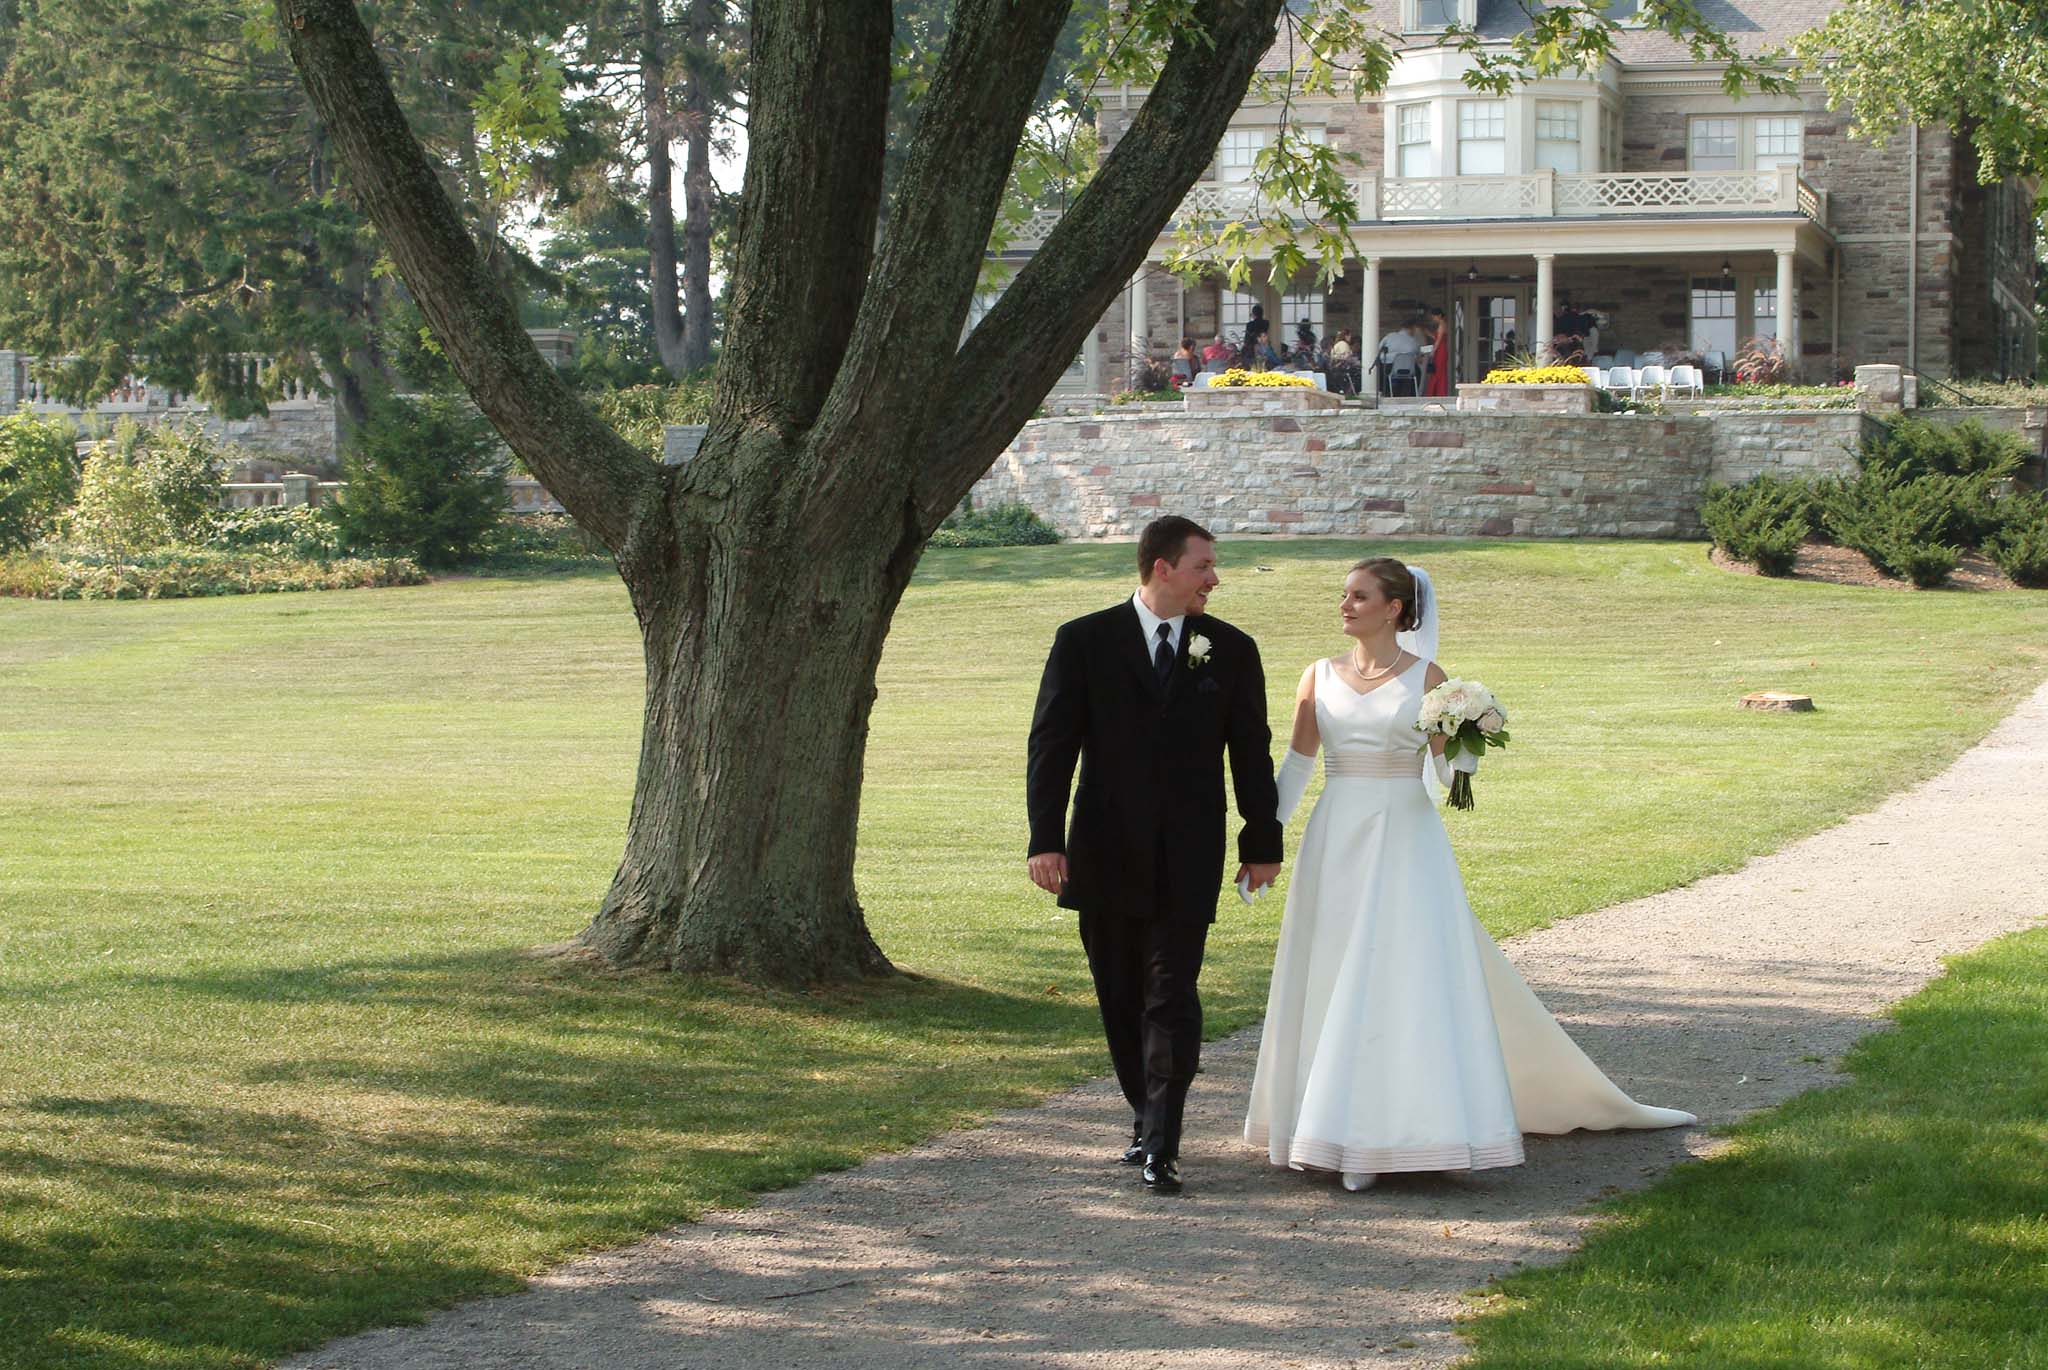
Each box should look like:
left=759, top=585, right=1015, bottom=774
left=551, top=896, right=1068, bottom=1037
left=1244, top=657, right=1693, bottom=1176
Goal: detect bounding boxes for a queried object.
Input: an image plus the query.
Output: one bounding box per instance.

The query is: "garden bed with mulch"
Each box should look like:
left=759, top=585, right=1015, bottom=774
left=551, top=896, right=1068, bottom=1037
left=1711, top=537, right=2023, bottom=591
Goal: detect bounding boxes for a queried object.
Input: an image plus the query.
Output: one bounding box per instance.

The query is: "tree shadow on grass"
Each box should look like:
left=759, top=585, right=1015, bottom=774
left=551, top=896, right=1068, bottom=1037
left=0, top=950, right=1115, bottom=1370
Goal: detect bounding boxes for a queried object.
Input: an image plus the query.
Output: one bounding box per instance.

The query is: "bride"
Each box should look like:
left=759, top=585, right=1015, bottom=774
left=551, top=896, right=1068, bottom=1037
left=1243, top=558, right=1694, bottom=1191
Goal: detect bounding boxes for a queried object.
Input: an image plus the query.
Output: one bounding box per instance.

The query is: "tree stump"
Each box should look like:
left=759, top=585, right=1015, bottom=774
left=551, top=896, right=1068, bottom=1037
left=1742, top=691, right=1815, bottom=712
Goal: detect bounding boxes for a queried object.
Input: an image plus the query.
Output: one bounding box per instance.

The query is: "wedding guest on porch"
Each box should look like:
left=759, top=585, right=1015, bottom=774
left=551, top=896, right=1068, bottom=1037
left=1202, top=334, right=1234, bottom=369
left=1172, top=337, right=1200, bottom=386
left=1375, top=318, right=1421, bottom=395
left=1242, top=305, right=1272, bottom=368
left=1328, top=330, right=1357, bottom=394
left=1422, top=308, right=1451, bottom=397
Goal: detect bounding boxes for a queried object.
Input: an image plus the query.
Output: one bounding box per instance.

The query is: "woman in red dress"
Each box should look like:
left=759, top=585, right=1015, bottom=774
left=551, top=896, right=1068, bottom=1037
left=1422, top=308, right=1451, bottom=397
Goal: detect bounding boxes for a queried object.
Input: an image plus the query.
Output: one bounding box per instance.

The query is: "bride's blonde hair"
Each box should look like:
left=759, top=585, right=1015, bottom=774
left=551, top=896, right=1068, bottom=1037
left=1349, top=557, right=1422, bottom=633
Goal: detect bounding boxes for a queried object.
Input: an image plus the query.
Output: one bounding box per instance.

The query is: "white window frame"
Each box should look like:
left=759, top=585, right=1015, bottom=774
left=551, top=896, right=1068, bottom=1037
left=1751, top=275, right=1778, bottom=341
left=1535, top=101, right=1581, bottom=174
left=1397, top=102, right=1433, bottom=178
left=1220, top=289, right=1261, bottom=337
left=1689, top=114, right=1804, bottom=172
left=1404, top=0, right=1464, bottom=34
left=1457, top=99, right=1506, bottom=176
left=1752, top=116, right=1803, bottom=171
left=1215, top=129, right=1268, bottom=183
left=1689, top=277, right=1738, bottom=360
left=1689, top=117, right=1740, bottom=171
left=1280, top=290, right=1325, bottom=339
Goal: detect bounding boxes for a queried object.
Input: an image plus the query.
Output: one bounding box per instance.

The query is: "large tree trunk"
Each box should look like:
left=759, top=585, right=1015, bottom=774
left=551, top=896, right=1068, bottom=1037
left=643, top=0, right=689, bottom=374
left=280, top=0, right=1287, bottom=985
left=578, top=478, right=914, bottom=980
left=677, top=0, right=717, bottom=372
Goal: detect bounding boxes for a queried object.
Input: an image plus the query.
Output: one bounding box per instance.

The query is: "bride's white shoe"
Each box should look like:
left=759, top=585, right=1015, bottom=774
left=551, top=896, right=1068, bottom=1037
left=1341, top=1172, right=1378, bottom=1192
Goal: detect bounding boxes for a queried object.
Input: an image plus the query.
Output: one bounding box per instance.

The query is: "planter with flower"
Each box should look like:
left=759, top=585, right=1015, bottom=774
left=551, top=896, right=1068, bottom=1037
left=1457, top=364, right=1599, bottom=414
left=1184, top=366, right=1343, bottom=413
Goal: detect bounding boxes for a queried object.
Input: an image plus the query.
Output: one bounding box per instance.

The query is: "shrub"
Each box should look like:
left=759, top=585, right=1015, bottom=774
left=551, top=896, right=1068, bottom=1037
left=1889, top=539, right=1961, bottom=590
left=931, top=502, right=1061, bottom=548
left=468, top=513, right=611, bottom=571
left=64, top=445, right=173, bottom=559
left=1701, top=474, right=1814, bottom=577
left=1984, top=493, right=2048, bottom=588
left=591, top=374, right=715, bottom=462
left=0, top=548, right=425, bottom=600
left=331, top=395, right=509, bottom=568
left=133, top=423, right=226, bottom=541
left=1817, top=472, right=1964, bottom=587
left=1859, top=416, right=2026, bottom=483
left=203, top=506, right=346, bottom=559
left=1125, top=353, right=1174, bottom=394
left=1733, top=335, right=1787, bottom=384
left=0, top=410, right=80, bottom=550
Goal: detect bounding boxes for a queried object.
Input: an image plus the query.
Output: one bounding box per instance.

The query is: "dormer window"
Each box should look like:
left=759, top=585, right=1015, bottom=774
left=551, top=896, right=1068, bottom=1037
left=1405, top=0, right=1472, bottom=33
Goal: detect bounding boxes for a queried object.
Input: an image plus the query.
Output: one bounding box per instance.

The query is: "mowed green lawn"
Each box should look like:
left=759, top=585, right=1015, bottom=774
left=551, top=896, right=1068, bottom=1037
left=1, top=540, right=2044, bottom=1369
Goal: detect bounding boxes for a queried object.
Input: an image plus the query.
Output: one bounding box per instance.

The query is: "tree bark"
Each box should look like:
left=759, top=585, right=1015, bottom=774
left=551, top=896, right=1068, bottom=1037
left=642, top=0, right=689, bottom=374
left=677, top=0, right=717, bottom=373
left=279, top=0, right=1293, bottom=985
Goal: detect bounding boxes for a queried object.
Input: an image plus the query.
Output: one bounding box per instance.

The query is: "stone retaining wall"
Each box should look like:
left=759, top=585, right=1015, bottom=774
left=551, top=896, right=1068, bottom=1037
left=969, top=407, right=1881, bottom=540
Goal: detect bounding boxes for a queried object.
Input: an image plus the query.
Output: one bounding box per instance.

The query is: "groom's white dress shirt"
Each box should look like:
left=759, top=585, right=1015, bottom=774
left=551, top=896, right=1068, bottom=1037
left=1131, top=589, right=1185, bottom=658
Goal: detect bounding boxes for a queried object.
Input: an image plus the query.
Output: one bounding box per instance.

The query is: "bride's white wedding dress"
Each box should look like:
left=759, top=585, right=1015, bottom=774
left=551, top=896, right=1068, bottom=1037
left=1244, top=656, right=1694, bottom=1176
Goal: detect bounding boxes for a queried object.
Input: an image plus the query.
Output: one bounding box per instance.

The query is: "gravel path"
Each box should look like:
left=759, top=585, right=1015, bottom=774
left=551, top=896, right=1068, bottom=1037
left=287, top=681, right=2048, bottom=1370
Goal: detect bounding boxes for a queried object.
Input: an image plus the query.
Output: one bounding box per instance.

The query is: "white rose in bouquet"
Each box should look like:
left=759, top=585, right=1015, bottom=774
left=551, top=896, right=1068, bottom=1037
left=1414, top=678, right=1512, bottom=811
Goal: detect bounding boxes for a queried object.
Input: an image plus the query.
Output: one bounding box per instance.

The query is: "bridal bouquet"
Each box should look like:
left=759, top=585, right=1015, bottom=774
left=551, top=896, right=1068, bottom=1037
left=1415, top=679, right=1510, bottom=811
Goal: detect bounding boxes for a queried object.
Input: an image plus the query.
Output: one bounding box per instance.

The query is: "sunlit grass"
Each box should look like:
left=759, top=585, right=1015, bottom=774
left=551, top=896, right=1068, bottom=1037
left=1459, top=925, right=2048, bottom=1368
left=1, top=540, right=2044, bottom=1368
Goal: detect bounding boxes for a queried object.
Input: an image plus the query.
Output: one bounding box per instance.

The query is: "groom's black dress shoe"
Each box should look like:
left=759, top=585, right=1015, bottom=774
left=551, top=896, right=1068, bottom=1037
left=1141, top=1155, right=1182, bottom=1193
left=1120, top=1142, right=1146, bottom=1165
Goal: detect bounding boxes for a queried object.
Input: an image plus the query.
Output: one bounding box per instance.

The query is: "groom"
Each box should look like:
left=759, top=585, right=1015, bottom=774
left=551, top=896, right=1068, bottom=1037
left=1026, top=516, right=1283, bottom=1193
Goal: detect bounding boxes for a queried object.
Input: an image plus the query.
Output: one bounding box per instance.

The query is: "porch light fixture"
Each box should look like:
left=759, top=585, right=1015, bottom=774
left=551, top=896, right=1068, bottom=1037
left=1464, top=261, right=1481, bottom=281
left=1718, top=258, right=1734, bottom=277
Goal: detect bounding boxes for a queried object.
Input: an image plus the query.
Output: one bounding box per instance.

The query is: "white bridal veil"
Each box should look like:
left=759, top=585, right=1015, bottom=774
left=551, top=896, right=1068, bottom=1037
left=1396, top=564, right=1444, bottom=804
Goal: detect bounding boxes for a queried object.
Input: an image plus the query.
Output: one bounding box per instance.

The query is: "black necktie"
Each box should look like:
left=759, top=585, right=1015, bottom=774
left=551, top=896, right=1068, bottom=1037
left=1153, top=623, right=1174, bottom=684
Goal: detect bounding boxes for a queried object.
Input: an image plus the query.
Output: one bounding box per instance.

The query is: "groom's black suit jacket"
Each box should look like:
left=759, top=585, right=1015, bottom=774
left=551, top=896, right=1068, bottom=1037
left=1027, top=601, right=1283, bottom=922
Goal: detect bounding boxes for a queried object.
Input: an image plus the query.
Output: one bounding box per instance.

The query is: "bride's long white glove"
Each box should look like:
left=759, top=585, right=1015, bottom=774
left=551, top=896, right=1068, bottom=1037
left=1430, top=749, right=1478, bottom=790
left=1276, top=748, right=1316, bottom=825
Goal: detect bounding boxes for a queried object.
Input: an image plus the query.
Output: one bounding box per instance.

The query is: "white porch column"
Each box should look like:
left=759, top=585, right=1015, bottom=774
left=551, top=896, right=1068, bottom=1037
left=1083, top=318, right=1104, bottom=393
left=1775, top=248, right=1800, bottom=379
left=1128, top=266, right=1150, bottom=360
left=1362, top=256, right=1382, bottom=349
left=1534, top=253, right=1556, bottom=360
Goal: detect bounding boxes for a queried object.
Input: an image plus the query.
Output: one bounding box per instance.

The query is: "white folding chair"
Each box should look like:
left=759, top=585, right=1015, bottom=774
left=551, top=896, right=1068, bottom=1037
left=1668, top=364, right=1703, bottom=399
left=1613, top=349, right=1636, bottom=369
left=1591, top=354, right=1616, bottom=370
left=1635, top=364, right=1669, bottom=399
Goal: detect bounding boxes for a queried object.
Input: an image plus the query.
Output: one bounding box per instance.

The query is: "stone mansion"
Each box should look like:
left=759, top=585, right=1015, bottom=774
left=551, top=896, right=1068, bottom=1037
left=998, top=0, right=2041, bottom=393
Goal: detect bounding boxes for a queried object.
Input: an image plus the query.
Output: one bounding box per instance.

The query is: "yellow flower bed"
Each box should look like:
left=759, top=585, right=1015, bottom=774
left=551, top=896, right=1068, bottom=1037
left=1211, top=368, right=1317, bottom=389
left=1480, top=365, right=1597, bottom=385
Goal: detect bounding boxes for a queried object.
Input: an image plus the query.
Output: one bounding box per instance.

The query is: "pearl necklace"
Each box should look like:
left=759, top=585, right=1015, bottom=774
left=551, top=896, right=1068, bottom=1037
left=1349, top=644, right=1402, bottom=682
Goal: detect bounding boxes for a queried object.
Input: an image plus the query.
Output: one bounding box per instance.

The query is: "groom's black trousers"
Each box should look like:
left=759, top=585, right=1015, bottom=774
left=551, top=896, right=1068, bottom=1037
left=1078, top=909, right=1210, bottom=1161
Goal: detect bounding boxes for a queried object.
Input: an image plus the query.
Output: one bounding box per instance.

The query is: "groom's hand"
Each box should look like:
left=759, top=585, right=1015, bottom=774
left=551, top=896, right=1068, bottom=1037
left=1027, top=851, right=1068, bottom=895
left=1237, top=862, right=1281, bottom=894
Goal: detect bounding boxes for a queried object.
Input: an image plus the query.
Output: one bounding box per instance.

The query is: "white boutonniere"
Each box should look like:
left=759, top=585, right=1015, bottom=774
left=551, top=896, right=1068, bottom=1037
left=1187, top=633, right=1213, bottom=667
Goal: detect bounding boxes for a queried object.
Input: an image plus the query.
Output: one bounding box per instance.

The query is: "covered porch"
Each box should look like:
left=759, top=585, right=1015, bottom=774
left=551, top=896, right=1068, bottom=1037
left=1098, top=214, right=1836, bottom=393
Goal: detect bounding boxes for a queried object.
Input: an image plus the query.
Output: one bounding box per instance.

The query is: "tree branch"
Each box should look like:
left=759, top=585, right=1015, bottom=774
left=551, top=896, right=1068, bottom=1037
left=809, top=0, right=1076, bottom=460
left=275, top=0, right=657, bottom=553
left=711, top=0, right=891, bottom=438
left=917, top=0, right=1289, bottom=528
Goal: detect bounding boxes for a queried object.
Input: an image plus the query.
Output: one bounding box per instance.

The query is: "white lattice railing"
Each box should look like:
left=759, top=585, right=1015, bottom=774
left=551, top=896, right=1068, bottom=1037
left=1001, top=165, right=1828, bottom=246
left=3, top=352, right=320, bottom=412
